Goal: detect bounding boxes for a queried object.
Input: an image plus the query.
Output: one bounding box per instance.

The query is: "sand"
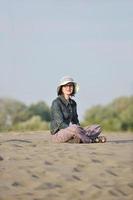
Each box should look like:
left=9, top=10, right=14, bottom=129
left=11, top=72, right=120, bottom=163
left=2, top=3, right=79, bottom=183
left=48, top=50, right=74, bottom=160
left=0, top=131, right=133, bottom=200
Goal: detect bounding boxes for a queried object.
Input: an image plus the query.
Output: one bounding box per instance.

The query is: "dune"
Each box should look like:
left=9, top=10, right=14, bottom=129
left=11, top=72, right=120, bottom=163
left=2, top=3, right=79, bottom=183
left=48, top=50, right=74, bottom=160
left=0, top=131, right=133, bottom=200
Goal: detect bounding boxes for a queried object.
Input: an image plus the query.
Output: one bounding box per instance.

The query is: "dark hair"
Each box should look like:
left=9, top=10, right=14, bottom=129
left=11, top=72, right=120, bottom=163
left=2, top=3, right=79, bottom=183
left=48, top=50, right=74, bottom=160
left=58, top=84, right=75, bottom=96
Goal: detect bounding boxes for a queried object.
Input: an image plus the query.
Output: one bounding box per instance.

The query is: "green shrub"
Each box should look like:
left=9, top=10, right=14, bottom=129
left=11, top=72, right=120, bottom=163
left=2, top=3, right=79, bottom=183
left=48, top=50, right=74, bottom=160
left=10, top=116, right=49, bottom=131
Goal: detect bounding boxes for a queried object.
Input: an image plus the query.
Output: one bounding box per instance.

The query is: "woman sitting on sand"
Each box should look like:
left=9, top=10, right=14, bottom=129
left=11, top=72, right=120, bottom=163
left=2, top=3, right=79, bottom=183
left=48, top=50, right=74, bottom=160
left=50, top=76, right=106, bottom=143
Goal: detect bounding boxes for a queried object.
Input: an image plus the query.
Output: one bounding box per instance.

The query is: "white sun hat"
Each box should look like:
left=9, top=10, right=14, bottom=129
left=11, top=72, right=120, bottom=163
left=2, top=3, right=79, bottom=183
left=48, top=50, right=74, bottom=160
left=57, top=76, right=79, bottom=95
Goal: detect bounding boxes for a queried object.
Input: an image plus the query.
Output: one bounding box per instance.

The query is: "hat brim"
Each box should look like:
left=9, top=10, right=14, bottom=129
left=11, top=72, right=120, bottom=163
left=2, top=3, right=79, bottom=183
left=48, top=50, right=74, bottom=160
left=57, top=81, right=79, bottom=95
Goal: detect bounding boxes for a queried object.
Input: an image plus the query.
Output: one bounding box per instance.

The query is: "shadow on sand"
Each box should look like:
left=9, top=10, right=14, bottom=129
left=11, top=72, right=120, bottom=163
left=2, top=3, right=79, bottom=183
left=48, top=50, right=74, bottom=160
left=107, top=139, right=133, bottom=144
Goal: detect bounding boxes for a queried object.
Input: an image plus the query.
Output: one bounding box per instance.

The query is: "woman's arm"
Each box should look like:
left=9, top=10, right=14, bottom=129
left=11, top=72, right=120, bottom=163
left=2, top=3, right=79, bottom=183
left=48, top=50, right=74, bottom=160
left=51, top=100, right=69, bottom=130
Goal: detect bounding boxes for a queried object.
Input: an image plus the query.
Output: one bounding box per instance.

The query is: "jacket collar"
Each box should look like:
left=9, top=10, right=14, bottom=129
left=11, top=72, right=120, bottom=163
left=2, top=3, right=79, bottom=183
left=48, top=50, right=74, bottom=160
left=58, top=95, right=72, bottom=106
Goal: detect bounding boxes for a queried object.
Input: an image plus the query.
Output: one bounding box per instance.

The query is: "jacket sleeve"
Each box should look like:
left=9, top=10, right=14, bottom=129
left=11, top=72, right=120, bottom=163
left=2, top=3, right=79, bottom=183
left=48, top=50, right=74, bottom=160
left=51, top=100, right=69, bottom=130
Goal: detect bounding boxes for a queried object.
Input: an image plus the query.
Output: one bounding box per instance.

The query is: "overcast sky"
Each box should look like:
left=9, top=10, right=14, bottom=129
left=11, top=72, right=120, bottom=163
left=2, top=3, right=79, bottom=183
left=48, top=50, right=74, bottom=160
left=0, top=0, right=133, bottom=120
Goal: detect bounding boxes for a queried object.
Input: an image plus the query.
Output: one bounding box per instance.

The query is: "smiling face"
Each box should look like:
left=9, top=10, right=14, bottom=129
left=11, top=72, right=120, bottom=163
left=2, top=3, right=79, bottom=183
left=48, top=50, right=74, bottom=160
left=62, top=82, right=74, bottom=97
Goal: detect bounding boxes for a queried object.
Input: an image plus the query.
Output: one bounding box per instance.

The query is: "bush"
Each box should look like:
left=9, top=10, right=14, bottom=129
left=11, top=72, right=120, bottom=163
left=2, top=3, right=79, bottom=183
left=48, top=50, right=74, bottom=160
left=10, top=116, right=49, bottom=131
left=82, top=96, right=133, bottom=132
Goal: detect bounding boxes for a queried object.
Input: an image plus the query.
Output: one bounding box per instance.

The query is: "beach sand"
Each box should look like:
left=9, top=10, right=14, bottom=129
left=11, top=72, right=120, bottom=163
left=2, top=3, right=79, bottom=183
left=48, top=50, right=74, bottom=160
left=0, top=131, right=133, bottom=200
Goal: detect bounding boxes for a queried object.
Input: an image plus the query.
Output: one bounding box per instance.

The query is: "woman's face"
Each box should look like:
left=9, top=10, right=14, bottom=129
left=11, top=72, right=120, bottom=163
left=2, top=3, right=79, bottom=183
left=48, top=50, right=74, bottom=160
left=62, top=82, right=74, bottom=96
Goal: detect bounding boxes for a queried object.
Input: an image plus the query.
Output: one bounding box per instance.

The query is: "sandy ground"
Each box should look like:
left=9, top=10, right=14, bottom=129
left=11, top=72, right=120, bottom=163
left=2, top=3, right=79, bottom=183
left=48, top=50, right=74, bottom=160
left=0, top=131, right=133, bottom=200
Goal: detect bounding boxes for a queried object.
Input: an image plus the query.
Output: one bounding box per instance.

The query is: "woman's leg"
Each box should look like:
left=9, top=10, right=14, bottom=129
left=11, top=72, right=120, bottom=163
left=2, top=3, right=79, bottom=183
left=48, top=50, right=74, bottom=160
left=84, top=124, right=102, bottom=139
left=51, top=124, right=80, bottom=143
left=51, top=124, right=91, bottom=143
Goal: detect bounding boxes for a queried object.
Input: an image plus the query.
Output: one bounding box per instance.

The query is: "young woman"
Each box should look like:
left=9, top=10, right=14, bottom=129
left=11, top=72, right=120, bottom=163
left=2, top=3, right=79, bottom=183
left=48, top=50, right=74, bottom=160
left=50, top=76, right=106, bottom=143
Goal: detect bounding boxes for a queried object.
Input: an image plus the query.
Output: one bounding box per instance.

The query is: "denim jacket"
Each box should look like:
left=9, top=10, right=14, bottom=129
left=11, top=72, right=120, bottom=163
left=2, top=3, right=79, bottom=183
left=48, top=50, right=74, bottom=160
left=50, top=95, right=80, bottom=134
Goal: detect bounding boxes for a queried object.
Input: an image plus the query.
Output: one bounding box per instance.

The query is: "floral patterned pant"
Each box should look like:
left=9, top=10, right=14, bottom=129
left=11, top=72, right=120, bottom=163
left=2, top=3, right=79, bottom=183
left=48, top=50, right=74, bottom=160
left=51, top=124, right=101, bottom=143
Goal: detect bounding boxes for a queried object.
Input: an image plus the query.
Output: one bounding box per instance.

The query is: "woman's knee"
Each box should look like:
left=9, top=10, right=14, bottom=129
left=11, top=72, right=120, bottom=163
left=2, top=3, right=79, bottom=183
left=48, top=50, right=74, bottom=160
left=69, top=124, right=80, bottom=132
left=70, top=124, right=79, bottom=129
left=69, top=124, right=84, bottom=135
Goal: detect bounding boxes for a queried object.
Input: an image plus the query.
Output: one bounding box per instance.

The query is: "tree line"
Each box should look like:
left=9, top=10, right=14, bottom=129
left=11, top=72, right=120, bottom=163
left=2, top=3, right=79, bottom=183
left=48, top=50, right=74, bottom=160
left=81, top=95, right=133, bottom=132
left=0, top=98, right=50, bottom=131
left=0, top=95, right=133, bottom=132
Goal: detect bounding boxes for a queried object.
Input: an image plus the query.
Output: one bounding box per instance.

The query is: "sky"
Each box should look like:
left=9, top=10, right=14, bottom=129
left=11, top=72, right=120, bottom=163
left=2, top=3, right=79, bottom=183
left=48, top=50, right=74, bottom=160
left=0, top=0, right=133, bottom=120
